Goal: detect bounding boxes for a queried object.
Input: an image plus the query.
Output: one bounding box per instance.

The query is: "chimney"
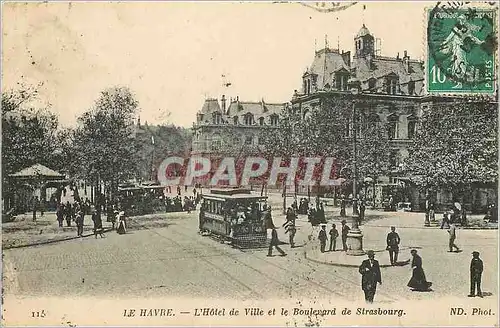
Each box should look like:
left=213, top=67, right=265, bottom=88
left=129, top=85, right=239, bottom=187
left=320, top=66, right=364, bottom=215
left=221, top=94, right=226, bottom=113
left=397, top=52, right=400, bottom=60
left=403, top=50, right=410, bottom=72
left=341, top=51, right=351, bottom=67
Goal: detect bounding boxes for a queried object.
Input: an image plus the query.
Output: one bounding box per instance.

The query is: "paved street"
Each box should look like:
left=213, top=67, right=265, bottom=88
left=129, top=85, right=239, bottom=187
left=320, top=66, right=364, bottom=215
left=3, top=194, right=498, bottom=304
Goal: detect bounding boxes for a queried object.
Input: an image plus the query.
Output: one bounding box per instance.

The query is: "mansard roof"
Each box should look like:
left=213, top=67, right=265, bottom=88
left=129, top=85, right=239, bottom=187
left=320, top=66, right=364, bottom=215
left=304, top=48, right=350, bottom=90
left=226, top=100, right=284, bottom=117
left=199, top=98, right=222, bottom=114
left=353, top=56, right=424, bottom=85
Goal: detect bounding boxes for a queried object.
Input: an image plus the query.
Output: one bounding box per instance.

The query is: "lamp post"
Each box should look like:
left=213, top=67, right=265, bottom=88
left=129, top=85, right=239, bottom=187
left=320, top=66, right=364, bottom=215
left=346, top=96, right=364, bottom=256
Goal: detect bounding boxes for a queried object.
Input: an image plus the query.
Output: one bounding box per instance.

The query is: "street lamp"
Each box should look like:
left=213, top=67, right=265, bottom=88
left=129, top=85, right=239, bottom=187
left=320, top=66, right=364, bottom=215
left=346, top=91, right=364, bottom=256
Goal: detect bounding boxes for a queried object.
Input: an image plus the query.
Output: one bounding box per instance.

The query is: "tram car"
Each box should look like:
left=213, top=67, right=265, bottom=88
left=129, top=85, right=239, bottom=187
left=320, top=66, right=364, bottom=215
left=200, top=188, right=268, bottom=248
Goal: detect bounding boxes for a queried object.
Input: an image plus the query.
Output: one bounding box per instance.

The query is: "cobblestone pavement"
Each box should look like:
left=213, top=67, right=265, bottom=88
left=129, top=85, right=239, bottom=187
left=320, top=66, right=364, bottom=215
left=3, top=198, right=497, bottom=304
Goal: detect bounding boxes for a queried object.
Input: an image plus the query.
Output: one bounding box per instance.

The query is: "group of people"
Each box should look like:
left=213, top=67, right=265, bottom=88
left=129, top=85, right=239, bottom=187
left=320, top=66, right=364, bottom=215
left=317, top=220, right=351, bottom=253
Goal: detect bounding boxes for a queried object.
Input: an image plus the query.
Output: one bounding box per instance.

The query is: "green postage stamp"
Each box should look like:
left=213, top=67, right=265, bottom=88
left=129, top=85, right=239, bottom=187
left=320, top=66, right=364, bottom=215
left=427, top=5, right=497, bottom=93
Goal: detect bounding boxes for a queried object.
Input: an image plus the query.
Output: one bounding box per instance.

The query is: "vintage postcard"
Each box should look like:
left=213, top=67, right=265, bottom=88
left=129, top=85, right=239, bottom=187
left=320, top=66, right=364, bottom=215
left=1, top=1, right=499, bottom=327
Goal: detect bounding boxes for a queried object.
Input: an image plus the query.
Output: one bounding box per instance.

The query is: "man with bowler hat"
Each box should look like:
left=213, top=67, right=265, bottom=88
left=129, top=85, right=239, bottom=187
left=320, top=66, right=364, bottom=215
left=469, top=251, right=483, bottom=297
left=359, top=250, right=382, bottom=303
left=341, top=220, right=350, bottom=251
left=386, top=226, right=401, bottom=265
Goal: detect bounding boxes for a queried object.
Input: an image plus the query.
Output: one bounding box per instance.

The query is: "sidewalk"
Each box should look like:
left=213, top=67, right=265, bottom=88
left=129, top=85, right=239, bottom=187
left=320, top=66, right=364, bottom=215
left=2, top=212, right=113, bottom=249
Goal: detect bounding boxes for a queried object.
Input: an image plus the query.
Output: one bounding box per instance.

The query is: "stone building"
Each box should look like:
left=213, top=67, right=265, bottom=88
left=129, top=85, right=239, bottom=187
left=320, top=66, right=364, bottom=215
left=192, top=95, right=284, bottom=156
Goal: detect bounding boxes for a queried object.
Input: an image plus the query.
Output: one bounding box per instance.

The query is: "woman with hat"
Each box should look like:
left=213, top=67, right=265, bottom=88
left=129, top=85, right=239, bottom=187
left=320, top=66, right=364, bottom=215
left=116, top=211, right=127, bottom=235
left=407, top=249, right=432, bottom=291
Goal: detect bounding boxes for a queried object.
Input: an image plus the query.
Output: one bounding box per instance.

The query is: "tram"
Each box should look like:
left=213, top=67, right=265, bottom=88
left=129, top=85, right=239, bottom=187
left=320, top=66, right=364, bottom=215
left=200, top=188, right=269, bottom=248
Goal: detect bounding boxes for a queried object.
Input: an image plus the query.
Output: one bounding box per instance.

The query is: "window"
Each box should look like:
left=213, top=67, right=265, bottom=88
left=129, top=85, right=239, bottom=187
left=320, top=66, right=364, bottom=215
left=259, top=117, right=265, bottom=126
left=233, top=116, right=239, bottom=125
left=245, top=136, right=253, bottom=145
left=368, top=78, right=376, bottom=91
left=345, top=118, right=351, bottom=137
left=386, top=116, right=398, bottom=140
left=389, top=150, right=399, bottom=169
left=385, top=77, right=398, bottom=94
left=407, top=119, right=416, bottom=139
left=233, top=136, right=241, bottom=145
left=335, top=73, right=349, bottom=91
left=408, top=81, right=415, bottom=95
left=270, top=114, right=279, bottom=126
left=243, top=113, right=254, bottom=125
left=212, top=112, right=222, bottom=124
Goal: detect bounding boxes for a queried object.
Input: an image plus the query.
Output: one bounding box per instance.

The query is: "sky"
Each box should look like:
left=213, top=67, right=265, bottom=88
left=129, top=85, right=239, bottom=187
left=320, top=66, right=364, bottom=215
left=2, top=1, right=430, bottom=128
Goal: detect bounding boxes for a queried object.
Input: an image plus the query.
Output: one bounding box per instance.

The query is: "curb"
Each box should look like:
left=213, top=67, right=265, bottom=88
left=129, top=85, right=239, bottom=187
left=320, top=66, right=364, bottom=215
left=3, top=228, right=114, bottom=250
left=304, top=248, right=411, bottom=268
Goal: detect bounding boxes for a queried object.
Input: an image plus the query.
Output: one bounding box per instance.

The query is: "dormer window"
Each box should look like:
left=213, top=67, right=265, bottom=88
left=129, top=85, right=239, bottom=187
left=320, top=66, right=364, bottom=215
left=259, top=117, right=265, bottom=126
left=408, top=80, right=415, bottom=95
left=335, top=73, right=349, bottom=91
left=270, top=114, right=279, bottom=126
left=243, top=113, right=254, bottom=125
left=385, top=75, right=398, bottom=94
left=212, top=112, right=222, bottom=124
left=233, top=116, right=239, bottom=125
left=368, top=78, right=376, bottom=91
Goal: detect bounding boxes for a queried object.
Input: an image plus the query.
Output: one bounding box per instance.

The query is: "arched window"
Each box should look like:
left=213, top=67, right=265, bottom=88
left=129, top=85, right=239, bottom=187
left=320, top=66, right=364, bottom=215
left=386, top=114, right=399, bottom=140
left=270, top=114, right=279, bottom=126
left=244, top=113, right=254, bottom=125
left=259, top=117, right=265, bottom=126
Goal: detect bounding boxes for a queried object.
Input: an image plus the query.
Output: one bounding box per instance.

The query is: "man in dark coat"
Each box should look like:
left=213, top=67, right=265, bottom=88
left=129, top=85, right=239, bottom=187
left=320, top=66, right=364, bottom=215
left=386, top=226, right=401, bottom=265
left=75, top=207, right=84, bottom=237
left=267, top=228, right=286, bottom=257
left=469, top=251, right=483, bottom=297
left=359, top=199, right=366, bottom=221
left=329, top=223, right=339, bottom=251
left=359, top=250, right=382, bottom=303
left=341, top=220, right=350, bottom=251
left=318, top=224, right=327, bottom=253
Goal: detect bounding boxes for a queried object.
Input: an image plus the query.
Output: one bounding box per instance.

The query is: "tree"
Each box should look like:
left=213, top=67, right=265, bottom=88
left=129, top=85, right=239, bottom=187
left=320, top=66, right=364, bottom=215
left=71, top=86, right=140, bottom=199
left=405, top=97, right=498, bottom=203
left=2, top=85, right=59, bottom=198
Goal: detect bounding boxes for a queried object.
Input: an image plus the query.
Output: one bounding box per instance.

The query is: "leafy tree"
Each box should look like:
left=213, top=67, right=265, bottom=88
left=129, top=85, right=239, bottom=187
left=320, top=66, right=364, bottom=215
left=71, top=86, right=140, bottom=198
left=2, top=85, right=59, bottom=197
left=405, top=97, right=498, bottom=202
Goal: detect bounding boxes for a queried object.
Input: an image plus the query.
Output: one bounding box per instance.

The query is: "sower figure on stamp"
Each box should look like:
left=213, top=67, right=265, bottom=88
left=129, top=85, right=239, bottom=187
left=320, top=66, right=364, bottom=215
left=267, top=227, right=286, bottom=257
left=469, top=251, right=483, bottom=298
left=359, top=250, right=382, bottom=303
left=386, top=226, right=401, bottom=265
left=318, top=224, right=327, bottom=253
left=329, top=223, right=339, bottom=251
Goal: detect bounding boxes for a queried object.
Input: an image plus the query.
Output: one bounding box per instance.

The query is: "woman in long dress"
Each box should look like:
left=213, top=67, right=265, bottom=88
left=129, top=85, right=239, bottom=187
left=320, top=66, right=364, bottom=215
left=407, top=249, right=432, bottom=291
left=116, top=211, right=127, bottom=235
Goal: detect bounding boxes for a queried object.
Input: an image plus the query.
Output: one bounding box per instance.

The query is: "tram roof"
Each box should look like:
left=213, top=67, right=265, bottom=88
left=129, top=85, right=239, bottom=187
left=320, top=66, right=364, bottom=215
left=202, top=193, right=267, bottom=201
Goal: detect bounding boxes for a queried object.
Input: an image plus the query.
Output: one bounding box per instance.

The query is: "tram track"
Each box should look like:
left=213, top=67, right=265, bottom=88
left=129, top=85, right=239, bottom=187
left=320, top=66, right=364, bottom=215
left=127, top=216, right=405, bottom=302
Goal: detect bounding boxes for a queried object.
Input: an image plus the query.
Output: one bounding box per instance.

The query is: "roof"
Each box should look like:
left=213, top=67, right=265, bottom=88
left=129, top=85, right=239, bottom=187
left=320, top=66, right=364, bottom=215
left=226, top=100, right=284, bottom=117
left=202, top=193, right=268, bottom=201
left=356, top=24, right=372, bottom=38
left=200, top=98, right=222, bottom=114
left=305, top=48, right=350, bottom=90
left=10, top=164, right=65, bottom=179
left=354, top=56, right=424, bottom=85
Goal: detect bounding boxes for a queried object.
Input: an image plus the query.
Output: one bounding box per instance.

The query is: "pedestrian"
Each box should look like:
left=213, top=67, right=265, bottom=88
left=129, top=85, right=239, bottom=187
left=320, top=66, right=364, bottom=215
left=65, top=201, right=72, bottom=227
left=185, top=185, right=188, bottom=192
left=407, top=249, right=432, bottom=291
left=116, top=211, right=127, bottom=235
left=329, top=223, right=339, bottom=251
left=32, top=196, right=38, bottom=222
left=91, top=207, right=105, bottom=238
left=177, top=186, right=181, bottom=196
left=286, top=223, right=296, bottom=248
left=386, top=226, right=401, bottom=265
left=440, top=211, right=450, bottom=229
left=448, top=222, right=460, bottom=252
left=341, top=220, right=350, bottom=251
left=340, top=195, right=346, bottom=217
left=267, top=227, right=287, bottom=257
left=56, top=204, right=64, bottom=227
left=318, top=224, right=327, bottom=253
left=359, top=199, right=366, bottom=221
left=75, top=207, right=84, bottom=237
left=199, top=205, right=205, bottom=233
left=193, top=188, right=197, bottom=198
left=469, top=251, right=483, bottom=297
left=358, top=250, right=382, bottom=303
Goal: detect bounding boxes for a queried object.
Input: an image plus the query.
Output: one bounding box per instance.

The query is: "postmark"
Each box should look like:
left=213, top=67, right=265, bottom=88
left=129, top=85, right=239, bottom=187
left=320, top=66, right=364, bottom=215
left=427, top=3, right=497, bottom=93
